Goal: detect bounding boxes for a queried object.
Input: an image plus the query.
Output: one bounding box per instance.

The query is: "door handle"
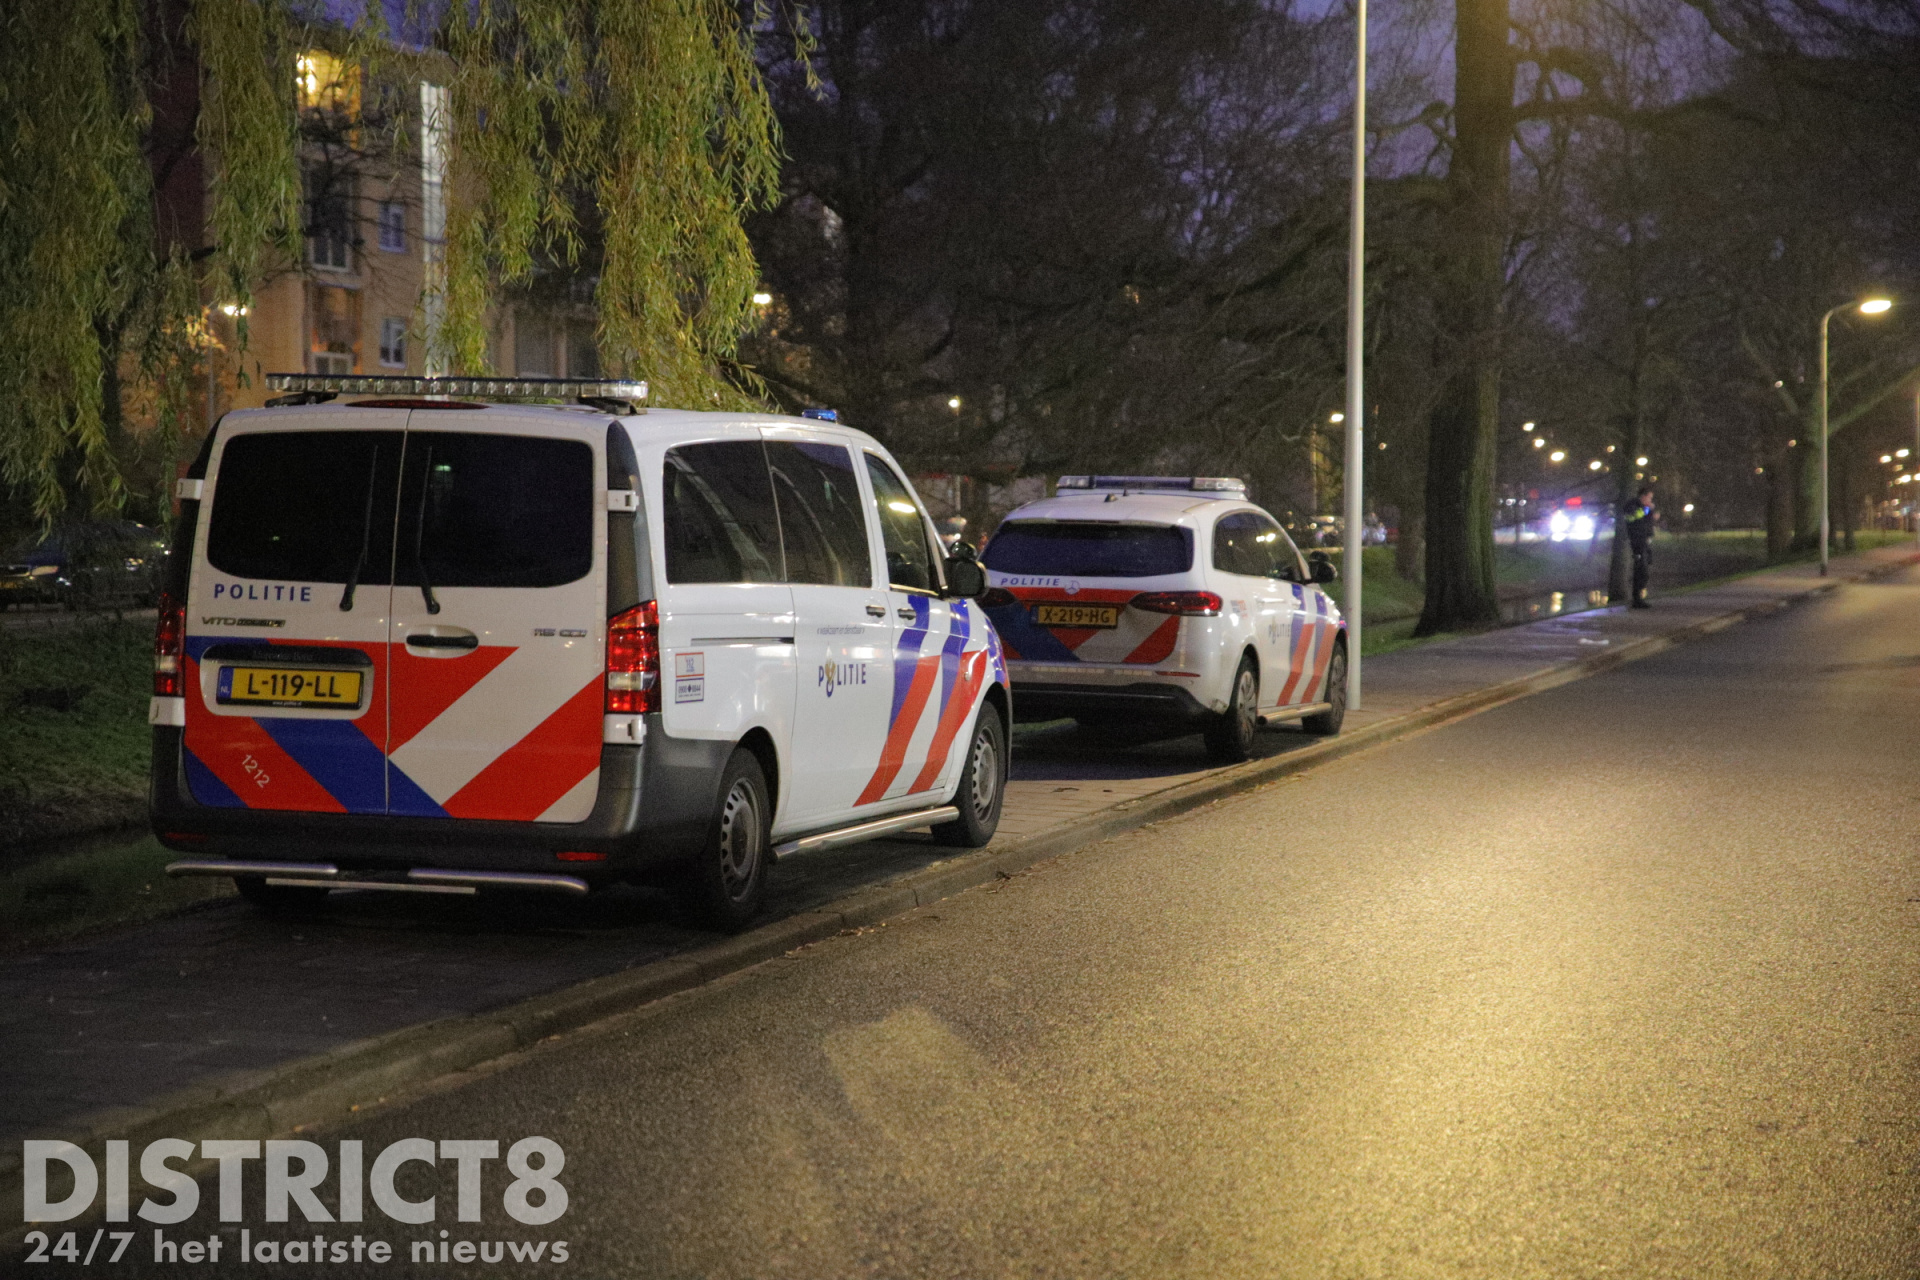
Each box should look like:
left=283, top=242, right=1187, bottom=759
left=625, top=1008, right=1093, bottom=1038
left=897, top=607, right=917, bottom=621
left=866, top=603, right=887, bottom=618
left=406, top=632, right=478, bottom=650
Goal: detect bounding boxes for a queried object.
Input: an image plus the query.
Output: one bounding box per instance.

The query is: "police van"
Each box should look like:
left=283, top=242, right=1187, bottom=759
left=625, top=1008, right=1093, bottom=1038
left=154, top=375, right=1009, bottom=929
left=979, top=475, right=1345, bottom=761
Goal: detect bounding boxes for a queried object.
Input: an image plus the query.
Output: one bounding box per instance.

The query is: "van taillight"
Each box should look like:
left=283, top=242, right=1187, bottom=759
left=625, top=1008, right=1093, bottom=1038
left=606, top=601, right=659, bottom=714
left=1130, top=591, right=1223, bottom=617
left=154, top=592, right=185, bottom=696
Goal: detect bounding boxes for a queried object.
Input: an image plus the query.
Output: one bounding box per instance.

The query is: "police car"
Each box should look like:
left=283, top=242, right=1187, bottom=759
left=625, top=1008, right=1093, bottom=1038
left=153, top=374, right=1008, bottom=929
left=979, top=475, right=1346, bottom=761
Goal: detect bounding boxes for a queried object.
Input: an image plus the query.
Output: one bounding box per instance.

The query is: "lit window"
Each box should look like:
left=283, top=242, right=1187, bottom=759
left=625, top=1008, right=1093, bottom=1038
left=379, top=318, right=407, bottom=368
left=296, top=52, right=359, bottom=114
left=378, top=202, right=405, bottom=253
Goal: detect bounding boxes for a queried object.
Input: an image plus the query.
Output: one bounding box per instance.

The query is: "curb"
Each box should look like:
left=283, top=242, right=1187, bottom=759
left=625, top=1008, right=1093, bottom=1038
left=7, top=551, right=1914, bottom=1224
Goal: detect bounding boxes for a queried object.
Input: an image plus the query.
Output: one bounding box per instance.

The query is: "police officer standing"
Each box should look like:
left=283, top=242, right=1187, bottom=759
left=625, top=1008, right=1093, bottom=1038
left=1620, top=486, right=1656, bottom=608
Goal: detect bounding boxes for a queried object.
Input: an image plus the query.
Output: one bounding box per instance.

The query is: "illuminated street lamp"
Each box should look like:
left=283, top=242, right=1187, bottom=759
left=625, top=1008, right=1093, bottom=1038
left=1818, top=297, right=1894, bottom=574
left=1549, top=450, right=1566, bottom=463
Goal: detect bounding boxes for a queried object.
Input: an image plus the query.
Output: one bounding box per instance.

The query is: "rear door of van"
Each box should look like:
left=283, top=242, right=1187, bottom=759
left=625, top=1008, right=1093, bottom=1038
left=184, top=409, right=405, bottom=814
left=383, top=412, right=608, bottom=822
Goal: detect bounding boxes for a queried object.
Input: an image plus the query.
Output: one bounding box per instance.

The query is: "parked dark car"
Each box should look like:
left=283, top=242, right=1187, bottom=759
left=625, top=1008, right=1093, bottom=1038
left=0, top=521, right=167, bottom=610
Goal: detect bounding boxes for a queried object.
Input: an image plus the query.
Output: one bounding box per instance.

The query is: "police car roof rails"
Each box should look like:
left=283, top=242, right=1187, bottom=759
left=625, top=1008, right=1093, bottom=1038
left=263, top=373, right=650, bottom=413
left=1056, top=475, right=1248, bottom=497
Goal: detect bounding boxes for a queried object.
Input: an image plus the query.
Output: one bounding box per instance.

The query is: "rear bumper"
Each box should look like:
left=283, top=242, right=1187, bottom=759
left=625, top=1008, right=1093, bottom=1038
left=148, top=718, right=726, bottom=879
left=1011, top=680, right=1213, bottom=724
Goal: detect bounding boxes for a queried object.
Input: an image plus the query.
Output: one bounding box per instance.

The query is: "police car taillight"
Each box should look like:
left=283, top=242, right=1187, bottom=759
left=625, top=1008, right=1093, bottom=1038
left=154, top=592, right=185, bottom=696
left=606, top=601, right=659, bottom=714
left=1130, top=591, right=1223, bottom=617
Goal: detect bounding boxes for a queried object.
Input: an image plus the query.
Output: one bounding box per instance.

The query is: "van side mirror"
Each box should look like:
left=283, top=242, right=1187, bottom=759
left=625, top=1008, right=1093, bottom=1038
left=1308, top=552, right=1337, bottom=585
left=944, top=543, right=987, bottom=599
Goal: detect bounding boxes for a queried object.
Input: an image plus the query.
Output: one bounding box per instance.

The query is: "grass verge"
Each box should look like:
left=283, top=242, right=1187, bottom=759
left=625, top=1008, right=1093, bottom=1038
left=0, top=614, right=152, bottom=847
left=0, top=834, right=231, bottom=951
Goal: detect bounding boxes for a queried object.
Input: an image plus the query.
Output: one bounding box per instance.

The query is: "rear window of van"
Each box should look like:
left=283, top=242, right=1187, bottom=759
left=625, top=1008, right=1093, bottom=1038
left=983, top=521, right=1193, bottom=578
left=206, top=429, right=593, bottom=587
left=206, top=431, right=401, bottom=583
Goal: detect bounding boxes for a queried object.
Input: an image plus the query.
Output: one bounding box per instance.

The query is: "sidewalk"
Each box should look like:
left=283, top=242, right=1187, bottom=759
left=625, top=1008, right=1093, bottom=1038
left=5, top=544, right=1915, bottom=1201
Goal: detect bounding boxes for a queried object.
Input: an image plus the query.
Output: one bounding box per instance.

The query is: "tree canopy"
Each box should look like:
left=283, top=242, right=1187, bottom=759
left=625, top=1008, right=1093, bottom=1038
left=0, top=0, right=784, bottom=526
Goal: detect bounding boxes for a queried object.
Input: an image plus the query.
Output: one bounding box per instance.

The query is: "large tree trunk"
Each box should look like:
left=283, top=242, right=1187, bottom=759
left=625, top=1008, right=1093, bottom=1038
left=1394, top=510, right=1423, bottom=582
left=1839, top=429, right=1857, bottom=551
left=1764, top=440, right=1795, bottom=560
left=1793, top=434, right=1818, bottom=550
left=1416, top=0, right=1510, bottom=636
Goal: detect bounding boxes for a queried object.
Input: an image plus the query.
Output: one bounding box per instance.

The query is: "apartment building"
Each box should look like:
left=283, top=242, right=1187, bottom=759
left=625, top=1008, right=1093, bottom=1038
left=209, top=51, right=588, bottom=415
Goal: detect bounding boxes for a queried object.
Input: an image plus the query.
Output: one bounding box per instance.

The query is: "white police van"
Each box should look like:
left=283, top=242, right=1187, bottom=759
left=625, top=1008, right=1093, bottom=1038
left=154, top=375, right=1009, bottom=929
left=980, top=475, right=1345, bottom=761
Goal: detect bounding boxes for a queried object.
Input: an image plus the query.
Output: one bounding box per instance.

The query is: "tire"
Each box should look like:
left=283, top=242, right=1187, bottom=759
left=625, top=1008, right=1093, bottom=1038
left=234, top=876, right=330, bottom=916
left=679, top=749, right=772, bottom=932
left=1204, top=655, right=1260, bottom=762
left=1301, top=639, right=1347, bottom=736
left=933, top=706, right=1008, bottom=848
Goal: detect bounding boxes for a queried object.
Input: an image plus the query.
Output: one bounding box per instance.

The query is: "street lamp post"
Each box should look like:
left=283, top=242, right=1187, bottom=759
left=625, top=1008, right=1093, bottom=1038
left=1342, top=0, right=1366, bottom=709
left=1817, top=297, right=1893, bottom=575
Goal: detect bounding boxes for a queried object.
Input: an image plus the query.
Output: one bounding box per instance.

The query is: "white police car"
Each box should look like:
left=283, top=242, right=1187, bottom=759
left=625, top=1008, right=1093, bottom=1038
left=154, top=375, right=1008, bottom=929
left=980, top=475, right=1345, bottom=760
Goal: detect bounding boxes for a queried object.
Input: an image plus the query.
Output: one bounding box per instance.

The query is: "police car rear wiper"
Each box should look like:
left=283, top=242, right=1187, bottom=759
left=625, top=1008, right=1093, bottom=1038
left=409, top=445, right=441, bottom=615
left=338, top=447, right=380, bottom=612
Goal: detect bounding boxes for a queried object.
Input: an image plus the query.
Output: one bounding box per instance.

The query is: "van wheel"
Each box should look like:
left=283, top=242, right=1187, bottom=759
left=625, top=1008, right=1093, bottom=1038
left=1302, top=641, right=1348, bottom=736
left=1204, top=656, right=1260, bottom=762
left=933, top=707, right=1007, bottom=848
left=679, top=750, right=771, bottom=932
left=234, top=877, right=330, bottom=916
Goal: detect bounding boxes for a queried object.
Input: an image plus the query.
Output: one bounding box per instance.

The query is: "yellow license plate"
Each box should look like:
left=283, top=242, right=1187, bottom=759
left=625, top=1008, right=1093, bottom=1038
left=219, top=665, right=363, bottom=708
left=1034, top=603, right=1121, bottom=629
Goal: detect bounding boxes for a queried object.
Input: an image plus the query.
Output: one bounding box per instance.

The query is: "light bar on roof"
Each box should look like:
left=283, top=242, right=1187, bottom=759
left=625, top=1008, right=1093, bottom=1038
left=264, top=373, right=649, bottom=402
left=1056, top=475, right=1248, bottom=496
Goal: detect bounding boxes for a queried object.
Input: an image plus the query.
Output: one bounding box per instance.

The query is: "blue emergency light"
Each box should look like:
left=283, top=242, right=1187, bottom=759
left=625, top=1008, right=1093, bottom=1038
left=801, top=408, right=839, bottom=422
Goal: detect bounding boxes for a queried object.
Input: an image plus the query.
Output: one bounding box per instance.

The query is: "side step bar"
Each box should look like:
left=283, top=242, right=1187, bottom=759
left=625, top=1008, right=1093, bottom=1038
left=1259, top=701, right=1332, bottom=725
left=164, top=859, right=590, bottom=896
left=773, top=806, right=958, bottom=862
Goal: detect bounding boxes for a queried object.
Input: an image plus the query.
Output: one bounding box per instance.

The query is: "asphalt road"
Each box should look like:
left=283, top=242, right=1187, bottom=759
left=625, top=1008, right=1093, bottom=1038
left=85, top=567, right=1920, bottom=1278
